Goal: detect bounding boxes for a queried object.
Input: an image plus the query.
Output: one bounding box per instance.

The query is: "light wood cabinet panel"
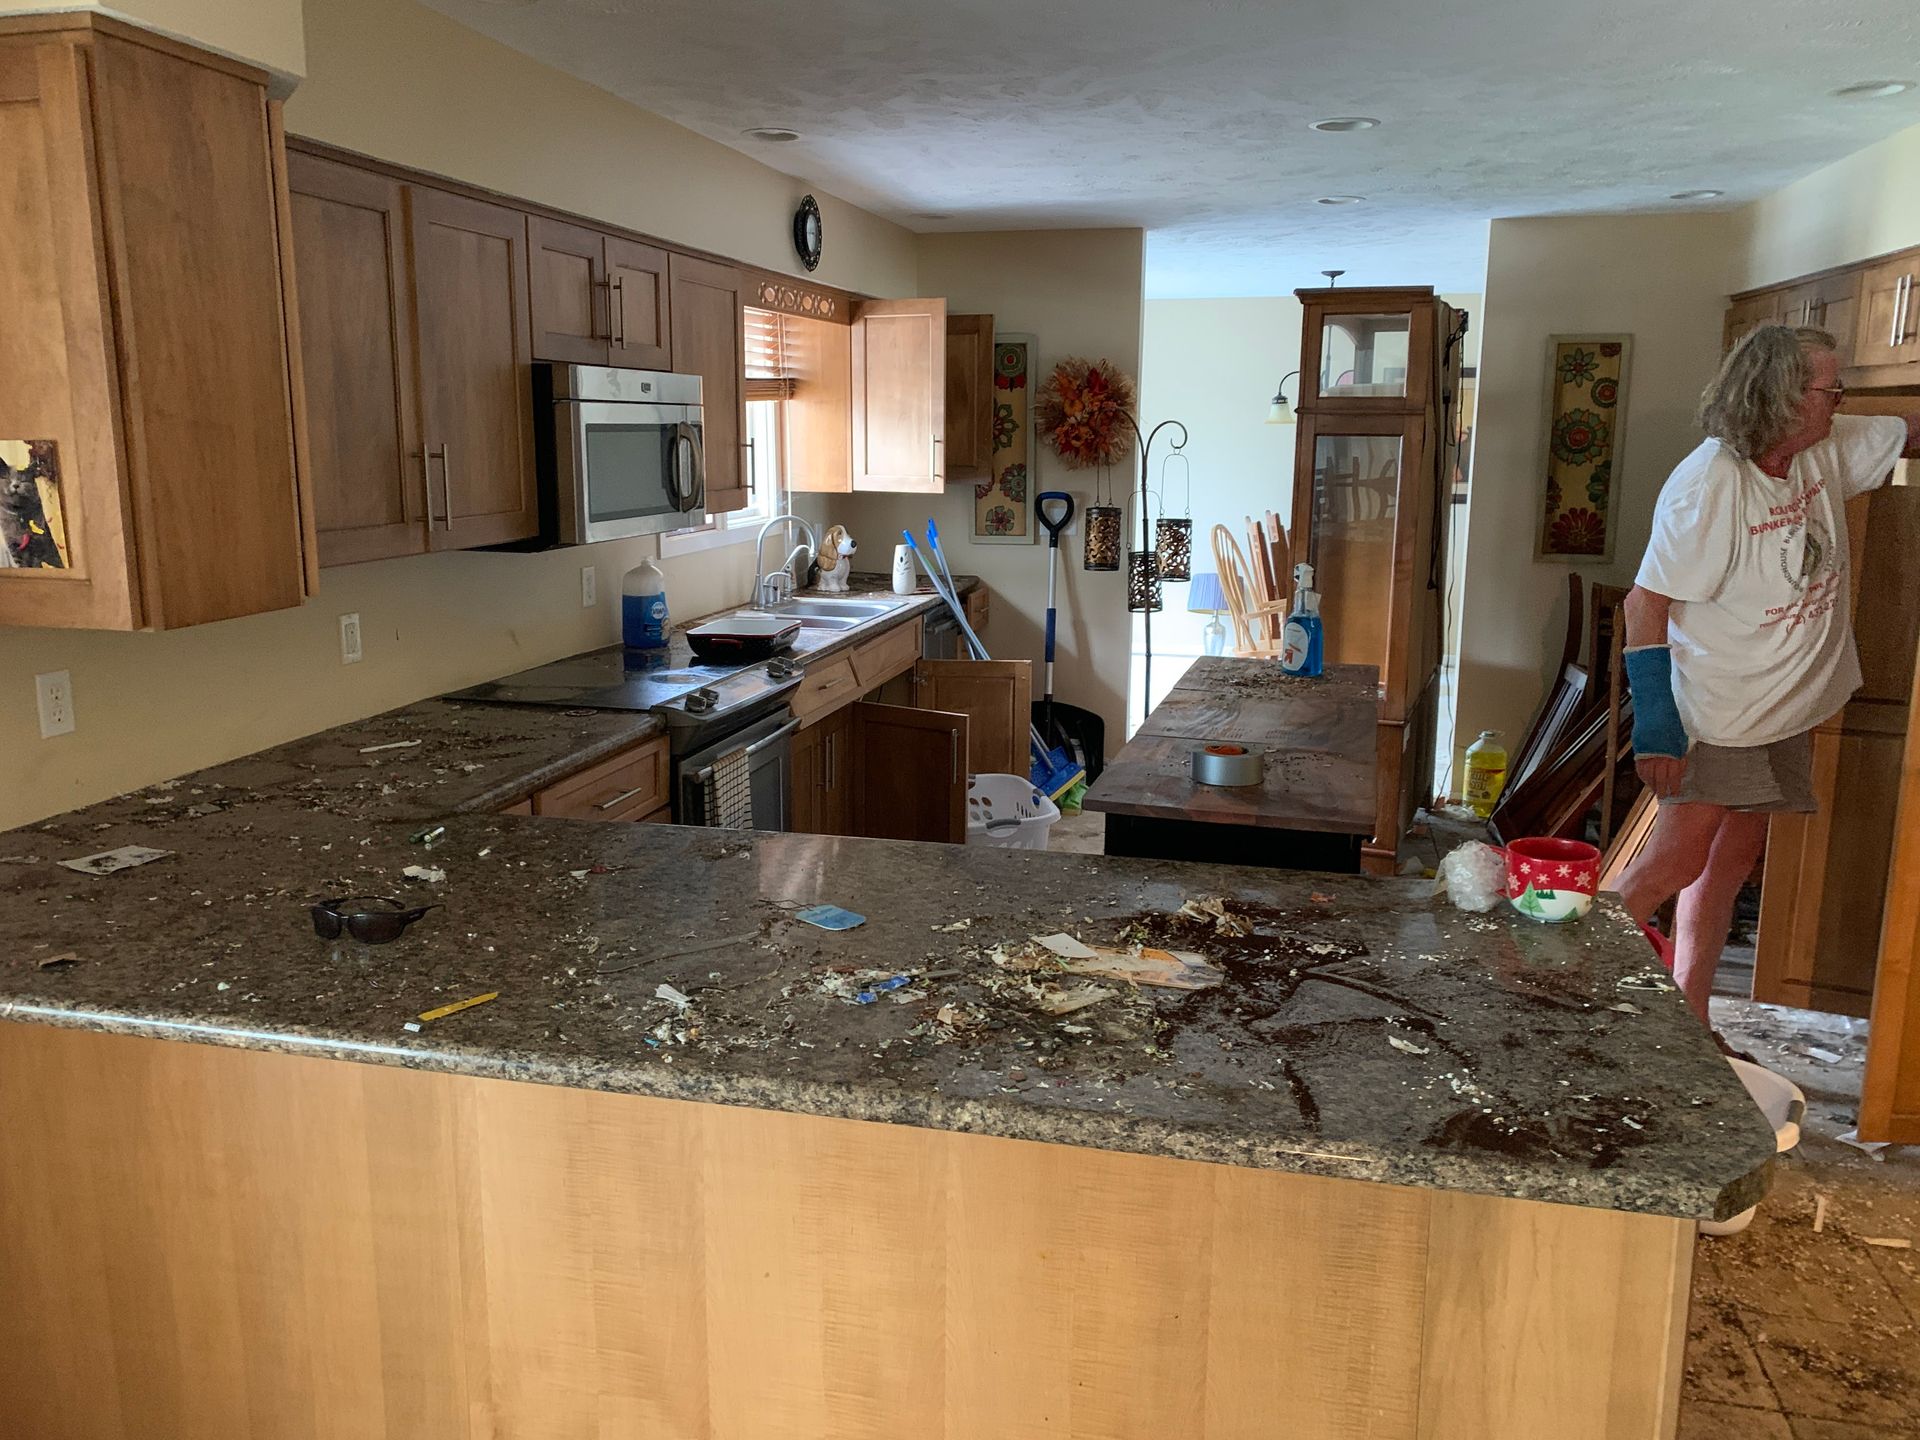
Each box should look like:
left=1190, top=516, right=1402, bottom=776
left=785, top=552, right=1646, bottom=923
left=785, top=314, right=852, bottom=493
left=0, top=21, right=312, bottom=631
left=791, top=653, right=861, bottom=726
left=852, top=701, right=966, bottom=843
left=408, top=187, right=539, bottom=548
left=1852, top=254, right=1920, bottom=370
left=287, top=153, right=425, bottom=566
left=944, top=313, right=995, bottom=480
left=1722, top=288, right=1789, bottom=353
left=1778, top=271, right=1861, bottom=358
left=852, top=298, right=947, bottom=492
left=606, top=236, right=671, bottom=370
left=788, top=721, right=824, bottom=834
left=963, top=584, right=989, bottom=637
left=531, top=735, right=670, bottom=820
left=817, top=704, right=854, bottom=835
left=669, top=253, right=748, bottom=515
left=528, top=213, right=608, bottom=366
left=850, top=615, right=923, bottom=690
left=911, top=658, right=1032, bottom=778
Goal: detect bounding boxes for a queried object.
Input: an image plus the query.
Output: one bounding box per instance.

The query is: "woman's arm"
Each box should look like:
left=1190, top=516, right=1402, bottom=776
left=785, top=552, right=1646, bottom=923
left=1624, top=585, right=1688, bottom=798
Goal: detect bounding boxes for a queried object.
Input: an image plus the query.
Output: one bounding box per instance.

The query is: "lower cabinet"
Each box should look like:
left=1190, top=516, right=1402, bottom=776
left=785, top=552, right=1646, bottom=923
left=530, top=735, right=670, bottom=823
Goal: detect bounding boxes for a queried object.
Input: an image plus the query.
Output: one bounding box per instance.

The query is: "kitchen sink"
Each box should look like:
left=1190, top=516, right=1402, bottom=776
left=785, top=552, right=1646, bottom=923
left=769, top=598, right=899, bottom=620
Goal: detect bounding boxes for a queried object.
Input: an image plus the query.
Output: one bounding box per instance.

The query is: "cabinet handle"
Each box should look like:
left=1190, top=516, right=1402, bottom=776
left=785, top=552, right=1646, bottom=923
left=593, top=276, right=612, bottom=341
left=595, top=784, right=652, bottom=811
left=950, top=730, right=960, bottom=784
left=432, top=443, right=453, bottom=529
left=744, top=437, right=756, bottom=496
left=419, top=449, right=435, bottom=527
left=1892, top=275, right=1907, bottom=348
left=611, top=275, right=626, bottom=349
left=824, top=731, right=835, bottom=792
left=1899, top=274, right=1913, bottom=347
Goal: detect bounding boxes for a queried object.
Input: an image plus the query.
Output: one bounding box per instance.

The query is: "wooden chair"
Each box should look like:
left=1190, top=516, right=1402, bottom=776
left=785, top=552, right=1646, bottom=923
left=1211, top=524, right=1286, bottom=658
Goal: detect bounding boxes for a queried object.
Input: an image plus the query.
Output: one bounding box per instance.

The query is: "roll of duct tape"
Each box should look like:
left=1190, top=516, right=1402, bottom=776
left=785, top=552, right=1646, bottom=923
left=1190, top=743, right=1264, bottom=787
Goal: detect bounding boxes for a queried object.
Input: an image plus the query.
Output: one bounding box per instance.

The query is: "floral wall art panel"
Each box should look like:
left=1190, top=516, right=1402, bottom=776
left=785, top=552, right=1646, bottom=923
left=975, top=333, right=1039, bottom=544
left=1537, top=335, right=1630, bottom=561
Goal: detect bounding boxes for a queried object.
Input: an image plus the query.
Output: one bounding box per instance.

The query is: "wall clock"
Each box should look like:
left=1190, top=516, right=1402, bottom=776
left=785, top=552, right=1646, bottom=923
left=792, top=194, right=823, bottom=272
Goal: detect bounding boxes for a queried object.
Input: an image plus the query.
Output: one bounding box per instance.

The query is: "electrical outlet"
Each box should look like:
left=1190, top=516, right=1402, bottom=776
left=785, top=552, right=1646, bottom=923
left=339, top=612, right=363, bottom=665
left=35, top=671, right=74, bottom=739
left=580, top=565, right=597, bottom=608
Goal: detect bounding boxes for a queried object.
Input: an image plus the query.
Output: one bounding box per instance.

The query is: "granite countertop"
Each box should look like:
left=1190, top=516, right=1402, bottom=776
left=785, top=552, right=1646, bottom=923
left=0, top=569, right=1774, bottom=1221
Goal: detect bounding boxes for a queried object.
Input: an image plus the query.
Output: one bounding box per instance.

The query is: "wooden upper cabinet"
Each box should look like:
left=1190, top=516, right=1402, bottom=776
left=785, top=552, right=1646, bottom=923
left=852, top=298, right=948, bottom=492
left=1853, top=254, right=1920, bottom=371
left=528, top=219, right=672, bottom=370
left=408, top=187, right=539, bottom=548
left=0, top=22, right=313, bottom=631
left=288, top=153, right=425, bottom=566
left=605, top=237, right=671, bottom=370
left=669, top=254, right=748, bottom=514
left=944, top=314, right=995, bottom=481
left=1723, top=289, right=1788, bottom=353
left=528, top=215, right=609, bottom=366
left=1777, top=271, right=1860, bottom=358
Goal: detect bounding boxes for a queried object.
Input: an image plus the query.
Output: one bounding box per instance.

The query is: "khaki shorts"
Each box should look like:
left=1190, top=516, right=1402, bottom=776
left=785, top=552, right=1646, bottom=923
left=1662, top=730, right=1816, bottom=813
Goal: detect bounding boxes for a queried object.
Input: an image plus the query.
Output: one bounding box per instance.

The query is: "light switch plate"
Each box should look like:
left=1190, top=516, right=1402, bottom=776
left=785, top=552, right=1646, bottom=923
left=580, top=565, right=597, bottom=608
left=35, top=670, right=74, bottom=738
left=339, top=613, right=363, bottom=665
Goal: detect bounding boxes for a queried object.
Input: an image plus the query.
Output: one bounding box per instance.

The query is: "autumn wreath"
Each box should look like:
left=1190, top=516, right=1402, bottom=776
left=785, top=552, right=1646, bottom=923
left=1034, top=357, right=1137, bottom=470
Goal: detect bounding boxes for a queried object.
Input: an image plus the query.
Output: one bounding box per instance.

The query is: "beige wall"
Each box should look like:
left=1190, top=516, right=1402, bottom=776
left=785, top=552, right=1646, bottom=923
left=1450, top=213, right=1738, bottom=782
left=0, top=0, right=307, bottom=80
left=285, top=0, right=917, bottom=298
left=796, top=229, right=1146, bottom=754
left=1730, top=119, right=1920, bottom=291
left=0, top=0, right=919, bottom=833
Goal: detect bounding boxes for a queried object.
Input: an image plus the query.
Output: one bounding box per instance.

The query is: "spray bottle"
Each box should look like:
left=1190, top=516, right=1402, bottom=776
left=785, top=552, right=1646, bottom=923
left=1279, top=561, right=1325, bottom=677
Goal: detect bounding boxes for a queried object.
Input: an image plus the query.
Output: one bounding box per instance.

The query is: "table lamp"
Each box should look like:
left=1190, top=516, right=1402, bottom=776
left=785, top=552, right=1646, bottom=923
left=1187, top=572, right=1229, bottom=656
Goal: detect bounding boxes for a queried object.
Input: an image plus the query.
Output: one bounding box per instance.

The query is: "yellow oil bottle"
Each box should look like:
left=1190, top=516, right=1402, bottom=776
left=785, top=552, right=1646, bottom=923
left=1463, top=730, right=1508, bottom=819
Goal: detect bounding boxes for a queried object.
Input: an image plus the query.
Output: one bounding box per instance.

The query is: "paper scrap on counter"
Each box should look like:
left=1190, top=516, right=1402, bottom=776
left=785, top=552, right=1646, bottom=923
left=1387, top=1034, right=1430, bottom=1056
left=402, top=864, right=447, bottom=884
left=1031, top=932, right=1097, bottom=960
left=1063, top=945, right=1224, bottom=991
left=58, top=846, right=172, bottom=876
left=1034, top=983, right=1115, bottom=1016
left=359, top=740, right=421, bottom=754
left=654, top=983, right=692, bottom=1010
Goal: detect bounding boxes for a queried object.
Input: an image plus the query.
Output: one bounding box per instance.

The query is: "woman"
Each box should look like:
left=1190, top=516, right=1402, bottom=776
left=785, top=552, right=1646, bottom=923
left=1617, top=325, right=1919, bottom=1023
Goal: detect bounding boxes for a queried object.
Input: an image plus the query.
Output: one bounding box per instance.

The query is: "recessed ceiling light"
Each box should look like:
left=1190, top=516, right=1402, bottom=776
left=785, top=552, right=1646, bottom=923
left=1315, top=195, right=1365, bottom=205
left=1308, top=116, right=1381, bottom=133
left=1832, top=80, right=1915, bottom=99
left=742, top=126, right=802, bottom=143
left=1669, top=189, right=1724, bottom=200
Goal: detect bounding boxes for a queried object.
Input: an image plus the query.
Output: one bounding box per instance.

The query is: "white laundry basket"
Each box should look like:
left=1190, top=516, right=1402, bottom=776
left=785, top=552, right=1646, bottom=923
left=1699, top=1057, right=1806, bottom=1237
left=965, top=774, right=1061, bottom=850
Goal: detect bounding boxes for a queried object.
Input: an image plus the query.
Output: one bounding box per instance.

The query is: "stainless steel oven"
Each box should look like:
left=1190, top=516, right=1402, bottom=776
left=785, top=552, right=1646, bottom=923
left=536, top=363, right=704, bottom=544
left=676, top=709, right=800, bottom=830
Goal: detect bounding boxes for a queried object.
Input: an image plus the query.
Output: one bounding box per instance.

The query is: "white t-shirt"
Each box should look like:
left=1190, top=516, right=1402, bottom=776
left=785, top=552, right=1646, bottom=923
left=1636, top=414, right=1906, bottom=748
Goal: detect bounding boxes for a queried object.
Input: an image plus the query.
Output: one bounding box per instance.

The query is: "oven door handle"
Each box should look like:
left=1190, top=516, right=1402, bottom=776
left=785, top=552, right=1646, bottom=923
left=690, top=717, right=800, bottom=783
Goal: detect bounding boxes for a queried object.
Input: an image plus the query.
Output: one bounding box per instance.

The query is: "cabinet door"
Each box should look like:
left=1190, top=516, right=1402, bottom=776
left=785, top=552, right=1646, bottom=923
left=408, top=187, right=540, bottom=548
left=1777, top=272, right=1861, bottom=358
left=851, top=702, right=967, bottom=843
left=1852, top=255, right=1920, bottom=370
left=788, top=721, right=823, bottom=834
left=606, top=236, right=671, bottom=370
left=944, top=313, right=994, bottom=480
left=817, top=704, right=855, bottom=835
left=0, top=40, right=139, bottom=629
left=528, top=214, right=608, bottom=366
left=1722, top=290, right=1788, bottom=353
left=852, top=298, right=947, bottom=492
left=669, top=254, right=747, bottom=514
left=288, top=153, right=426, bottom=566
left=910, top=659, right=1031, bottom=778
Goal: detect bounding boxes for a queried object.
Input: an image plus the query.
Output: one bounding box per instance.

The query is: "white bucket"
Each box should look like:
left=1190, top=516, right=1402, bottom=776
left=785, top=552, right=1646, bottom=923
left=1699, top=1057, right=1806, bottom=1237
left=965, top=774, right=1060, bottom=850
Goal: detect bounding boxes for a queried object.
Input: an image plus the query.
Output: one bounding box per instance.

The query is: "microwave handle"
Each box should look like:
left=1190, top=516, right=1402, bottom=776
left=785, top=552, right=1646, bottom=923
left=675, top=422, right=706, bottom=513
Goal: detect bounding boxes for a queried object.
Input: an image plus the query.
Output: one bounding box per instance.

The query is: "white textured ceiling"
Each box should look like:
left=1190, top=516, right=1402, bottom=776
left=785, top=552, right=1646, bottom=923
left=430, top=0, right=1920, bottom=297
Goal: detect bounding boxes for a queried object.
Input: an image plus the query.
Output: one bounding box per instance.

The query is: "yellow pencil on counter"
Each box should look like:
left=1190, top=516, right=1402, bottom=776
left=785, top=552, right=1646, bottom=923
left=405, top=991, right=499, bottom=1031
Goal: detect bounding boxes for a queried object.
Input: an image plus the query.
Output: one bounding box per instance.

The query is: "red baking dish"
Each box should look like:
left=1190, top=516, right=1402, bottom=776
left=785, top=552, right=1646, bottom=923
left=685, top=615, right=801, bottom=663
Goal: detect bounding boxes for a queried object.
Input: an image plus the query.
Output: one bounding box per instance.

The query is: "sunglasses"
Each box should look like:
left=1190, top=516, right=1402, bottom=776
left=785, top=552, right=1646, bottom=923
left=1809, top=384, right=1846, bottom=400
left=310, top=895, right=439, bottom=944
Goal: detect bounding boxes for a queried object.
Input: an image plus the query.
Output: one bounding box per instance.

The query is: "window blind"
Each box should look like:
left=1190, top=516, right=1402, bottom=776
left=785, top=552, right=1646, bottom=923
left=743, top=307, right=797, bottom=400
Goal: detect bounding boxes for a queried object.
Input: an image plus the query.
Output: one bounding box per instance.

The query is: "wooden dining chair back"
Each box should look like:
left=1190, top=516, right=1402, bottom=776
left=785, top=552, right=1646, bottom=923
left=1210, top=524, right=1286, bottom=658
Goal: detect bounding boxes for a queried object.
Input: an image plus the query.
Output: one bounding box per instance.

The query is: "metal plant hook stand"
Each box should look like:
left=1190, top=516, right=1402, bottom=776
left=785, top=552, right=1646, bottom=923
left=1115, top=414, right=1189, bottom=725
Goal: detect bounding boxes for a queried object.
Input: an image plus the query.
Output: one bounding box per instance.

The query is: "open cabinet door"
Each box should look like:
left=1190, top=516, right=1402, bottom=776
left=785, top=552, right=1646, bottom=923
left=851, top=298, right=946, bottom=492
left=911, top=659, right=1032, bottom=779
left=1754, top=480, right=1920, bottom=1014
left=851, top=702, right=967, bottom=843
left=1863, top=640, right=1920, bottom=1141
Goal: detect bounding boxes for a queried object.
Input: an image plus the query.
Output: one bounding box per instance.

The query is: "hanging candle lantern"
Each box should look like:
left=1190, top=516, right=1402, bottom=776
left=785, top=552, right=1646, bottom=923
left=1155, top=516, right=1192, bottom=582
left=1084, top=504, right=1121, bottom=571
left=1127, top=549, right=1163, bottom=613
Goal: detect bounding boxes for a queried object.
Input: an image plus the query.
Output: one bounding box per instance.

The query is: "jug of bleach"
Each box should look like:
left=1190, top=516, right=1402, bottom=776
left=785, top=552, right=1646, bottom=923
left=621, top=558, right=670, bottom=649
left=1279, top=562, right=1325, bottom=677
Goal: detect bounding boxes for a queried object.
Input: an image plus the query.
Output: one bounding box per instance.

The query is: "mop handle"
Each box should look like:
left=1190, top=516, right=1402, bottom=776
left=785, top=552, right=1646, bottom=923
left=901, top=530, right=989, bottom=660
left=925, top=523, right=988, bottom=660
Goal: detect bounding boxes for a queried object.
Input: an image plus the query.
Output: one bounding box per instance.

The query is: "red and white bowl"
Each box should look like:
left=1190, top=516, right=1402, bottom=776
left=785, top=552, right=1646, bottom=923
left=1504, top=836, right=1602, bottom=923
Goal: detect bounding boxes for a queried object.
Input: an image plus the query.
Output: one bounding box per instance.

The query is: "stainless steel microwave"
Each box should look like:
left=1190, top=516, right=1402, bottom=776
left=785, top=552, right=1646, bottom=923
left=535, top=364, right=705, bottom=544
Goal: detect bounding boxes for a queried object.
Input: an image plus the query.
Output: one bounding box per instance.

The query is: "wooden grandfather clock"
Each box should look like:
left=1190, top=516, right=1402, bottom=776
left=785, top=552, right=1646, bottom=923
left=1289, top=286, right=1467, bottom=874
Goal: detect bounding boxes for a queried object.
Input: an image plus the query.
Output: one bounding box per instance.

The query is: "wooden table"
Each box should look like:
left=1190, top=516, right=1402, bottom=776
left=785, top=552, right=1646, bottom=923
left=1084, top=657, right=1381, bottom=872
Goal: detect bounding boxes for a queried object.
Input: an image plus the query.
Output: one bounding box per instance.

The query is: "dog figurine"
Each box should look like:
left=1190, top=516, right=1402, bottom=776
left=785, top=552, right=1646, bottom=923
left=817, top=524, right=857, bottom=592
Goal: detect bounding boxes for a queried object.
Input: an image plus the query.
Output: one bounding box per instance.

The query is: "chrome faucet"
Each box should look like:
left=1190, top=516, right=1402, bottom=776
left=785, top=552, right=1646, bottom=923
left=754, top=515, right=817, bottom=608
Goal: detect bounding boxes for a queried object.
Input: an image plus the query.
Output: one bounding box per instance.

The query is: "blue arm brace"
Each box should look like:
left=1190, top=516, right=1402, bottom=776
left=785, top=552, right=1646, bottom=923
left=1624, top=645, right=1688, bottom=759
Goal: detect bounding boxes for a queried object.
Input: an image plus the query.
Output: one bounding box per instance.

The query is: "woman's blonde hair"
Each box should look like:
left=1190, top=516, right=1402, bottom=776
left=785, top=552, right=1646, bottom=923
left=1697, top=325, right=1837, bottom=458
